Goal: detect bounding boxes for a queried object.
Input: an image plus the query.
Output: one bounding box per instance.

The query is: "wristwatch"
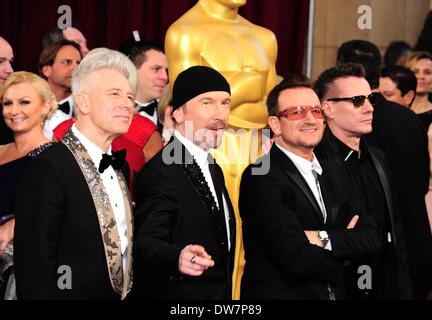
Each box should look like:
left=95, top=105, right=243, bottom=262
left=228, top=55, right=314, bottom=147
left=318, top=230, right=329, bottom=248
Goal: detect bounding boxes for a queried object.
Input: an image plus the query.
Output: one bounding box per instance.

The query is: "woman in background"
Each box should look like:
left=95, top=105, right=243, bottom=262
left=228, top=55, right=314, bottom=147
left=0, top=71, right=56, bottom=299
left=406, top=51, right=432, bottom=129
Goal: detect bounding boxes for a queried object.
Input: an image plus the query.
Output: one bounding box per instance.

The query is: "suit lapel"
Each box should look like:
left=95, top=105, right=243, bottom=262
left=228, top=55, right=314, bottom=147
left=271, top=146, right=324, bottom=225
left=368, top=147, right=398, bottom=247
left=62, top=129, right=128, bottom=297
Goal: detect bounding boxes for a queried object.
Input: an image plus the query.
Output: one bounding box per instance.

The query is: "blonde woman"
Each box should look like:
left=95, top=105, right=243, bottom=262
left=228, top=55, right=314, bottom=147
left=406, top=51, right=432, bottom=129
left=0, top=71, right=56, bottom=299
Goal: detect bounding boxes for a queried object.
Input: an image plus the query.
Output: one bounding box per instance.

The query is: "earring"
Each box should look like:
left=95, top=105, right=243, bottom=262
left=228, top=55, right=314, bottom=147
left=41, top=114, right=47, bottom=126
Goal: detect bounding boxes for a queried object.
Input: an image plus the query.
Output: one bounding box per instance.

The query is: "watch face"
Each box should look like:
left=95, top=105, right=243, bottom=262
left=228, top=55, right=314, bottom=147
left=319, top=231, right=329, bottom=240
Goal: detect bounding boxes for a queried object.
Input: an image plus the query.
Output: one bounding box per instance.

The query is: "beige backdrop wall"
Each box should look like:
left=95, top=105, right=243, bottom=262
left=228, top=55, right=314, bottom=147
left=311, top=0, right=431, bottom=81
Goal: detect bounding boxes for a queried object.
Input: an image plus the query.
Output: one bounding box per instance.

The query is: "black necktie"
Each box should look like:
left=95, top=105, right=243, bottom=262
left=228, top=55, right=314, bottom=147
left=138, top=100, right=158, bottom=117
left=207, top=153, right=231, bottom=252
left=98, top=149, right=127, bottom=173
left=58, top=101, right=70, bottom=115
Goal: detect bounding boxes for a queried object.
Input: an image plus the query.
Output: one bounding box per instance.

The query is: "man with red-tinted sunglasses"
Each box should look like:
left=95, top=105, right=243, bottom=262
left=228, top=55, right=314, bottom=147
left=239, top=74, right=380, bottom=300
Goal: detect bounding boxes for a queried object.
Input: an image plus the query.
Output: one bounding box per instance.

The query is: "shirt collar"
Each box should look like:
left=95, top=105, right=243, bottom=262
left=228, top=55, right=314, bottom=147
left=275, top=143, right=322, bottom=175
left=174, top=130, right=209, bottom=168
left=58, top=95, right=73, bottom=106
left=332, top=135, right=370, bottom=162
left=135, top=99, right=158, bottom=107
left=333, top=136, right=356, bottom=162
left=71, top=124, right=112, bottom=167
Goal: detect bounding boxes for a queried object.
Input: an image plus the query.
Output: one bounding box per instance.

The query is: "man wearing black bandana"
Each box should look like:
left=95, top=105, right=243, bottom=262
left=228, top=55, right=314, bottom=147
left=133, top=66, right=236, bottom=300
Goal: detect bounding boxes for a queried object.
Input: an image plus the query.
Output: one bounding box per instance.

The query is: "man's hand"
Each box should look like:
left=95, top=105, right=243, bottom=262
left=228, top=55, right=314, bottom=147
left=304, top=215, right=360, bottom=248
left=304, top=214, right=360, bottom=247
left=0, top=218, right=15, bottom=256
left=304, top=231, right=322, bottom=247
left=346, top=215, right=359, bottom=229
left=345, top=215, right=360, bottom=266
left=178, top=244, right=215, bottom=276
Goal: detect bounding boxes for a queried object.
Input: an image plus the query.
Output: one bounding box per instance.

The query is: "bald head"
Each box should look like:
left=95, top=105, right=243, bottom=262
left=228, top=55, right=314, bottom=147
left=63, top=27, right=89, bottom=56
left=0, top=37, right=14, bottom=85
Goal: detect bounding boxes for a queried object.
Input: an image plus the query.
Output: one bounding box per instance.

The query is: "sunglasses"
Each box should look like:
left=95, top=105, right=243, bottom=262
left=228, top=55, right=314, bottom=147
left=275, top=105, right=324, bottom=120
left=326, top=92, right=379, bottom=108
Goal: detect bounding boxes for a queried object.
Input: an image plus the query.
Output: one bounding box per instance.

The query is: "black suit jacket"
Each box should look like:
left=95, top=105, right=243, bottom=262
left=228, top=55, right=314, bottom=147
left=14, top=143, right=121, bottom=299
left=133, top=137, right=236, bottom=300
left=239, top=145, right=380, bottom=300
left=0, top=115, right=13, bottom=145
left=366, top=93, right=432, bottom=298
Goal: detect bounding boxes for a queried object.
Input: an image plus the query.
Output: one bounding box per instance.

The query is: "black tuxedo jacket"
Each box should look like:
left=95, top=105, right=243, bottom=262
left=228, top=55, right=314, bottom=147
left=239, top=145, right=380, bottom=300
left=14, top=143, right=123, bottom=299
left=0, top=114, right=13, bottom=145
left=133, top=137, right=236, bottom=300
left=365, top=93, right=432, bottom=298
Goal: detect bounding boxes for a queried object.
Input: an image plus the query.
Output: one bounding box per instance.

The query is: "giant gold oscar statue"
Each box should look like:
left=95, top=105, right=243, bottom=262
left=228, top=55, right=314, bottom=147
left=165, top=0, right=277, bottom=299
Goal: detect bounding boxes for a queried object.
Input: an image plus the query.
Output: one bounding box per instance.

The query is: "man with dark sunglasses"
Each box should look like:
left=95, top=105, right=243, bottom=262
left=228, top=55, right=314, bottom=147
left=336, top=40, right=432, bottom=300
left=314, top=63, right=413, bottom=300
left=239, top=74, right=380, bottom=300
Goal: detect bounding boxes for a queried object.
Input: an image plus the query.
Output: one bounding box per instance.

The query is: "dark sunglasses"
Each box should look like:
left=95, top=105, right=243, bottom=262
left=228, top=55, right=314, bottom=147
left=326, top=92, right=379, bottom=108
left=275, top=105, right=324, bottom=120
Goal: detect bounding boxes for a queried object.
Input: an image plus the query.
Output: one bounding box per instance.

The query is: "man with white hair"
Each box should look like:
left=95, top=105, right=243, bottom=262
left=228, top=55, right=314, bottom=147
left=14, top=48, right=135, bottom=300
left=62, top=27, right=89, bottom=56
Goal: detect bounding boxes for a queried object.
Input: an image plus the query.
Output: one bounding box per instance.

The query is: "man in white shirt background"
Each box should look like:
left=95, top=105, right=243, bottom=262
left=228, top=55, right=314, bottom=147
left=120, top=38, right=168, bottom=131
left=38, top=39, right=82, bottom=140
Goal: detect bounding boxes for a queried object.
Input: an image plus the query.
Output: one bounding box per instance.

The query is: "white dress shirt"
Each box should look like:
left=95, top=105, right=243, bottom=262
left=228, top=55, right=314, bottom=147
left=43, top=95, right=74, bottom=140
left=72, top=125, right=129, bottom=269
left=276, top=143, right=332, bottom=250
left=174, top=130, right=231, bottom=251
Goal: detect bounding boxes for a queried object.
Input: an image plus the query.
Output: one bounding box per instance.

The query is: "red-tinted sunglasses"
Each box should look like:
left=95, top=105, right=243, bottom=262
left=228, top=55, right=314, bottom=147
left=275, top=105, right=324, bottom=120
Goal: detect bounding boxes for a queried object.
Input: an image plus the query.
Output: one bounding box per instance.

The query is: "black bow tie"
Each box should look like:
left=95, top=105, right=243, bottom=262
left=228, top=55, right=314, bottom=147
left=98, top=149, right=126, bottom=173
left=58, top=101, right=71, bottom=115
left=138, top=100, right=158, bottom=117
